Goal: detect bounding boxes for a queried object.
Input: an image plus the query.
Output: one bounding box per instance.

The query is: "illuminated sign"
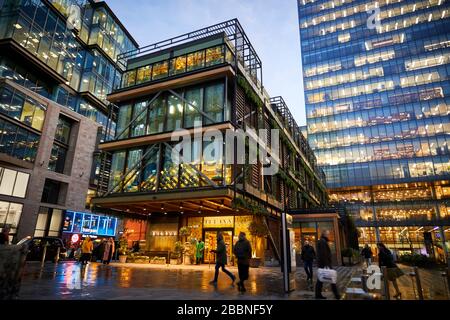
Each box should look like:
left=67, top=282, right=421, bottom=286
left=63, top=211, right=117, bottom=237
left=151, top=231, right=178, bottom=236
left=71, top=234, right=79, bottom=243
left=203, top=216, right=234, bottom=228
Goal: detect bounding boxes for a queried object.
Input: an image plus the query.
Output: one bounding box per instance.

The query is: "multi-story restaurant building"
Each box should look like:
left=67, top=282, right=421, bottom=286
left=0, top=0, right=137, bottom=242
left=298, top=0, right=450, bottom=261
left=92, top=19, right=331, bottom=264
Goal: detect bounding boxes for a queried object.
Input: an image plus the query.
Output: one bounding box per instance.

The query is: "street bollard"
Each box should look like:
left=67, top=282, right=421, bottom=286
left=361, top=274, right=369, bottom=292
left=381, top=266, right=390, bottom=300
left=413, top=266, right=424, bottom=300
left=40, top=242, right=48, bottom=268
left=442, top=271, right=450, bottom=300
left=55, top=246, right=60, bottom=264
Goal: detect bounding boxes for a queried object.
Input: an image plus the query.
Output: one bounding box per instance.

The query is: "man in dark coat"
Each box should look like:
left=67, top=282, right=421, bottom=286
left=209, top=232, right=235, bottom=286
left=361, top=244, right=373, bottom=268
left=233, top=232, right=252, bottom=292
left=301, top=240, right=316, bottom=285
left=315, top=230, right=341, bottom=300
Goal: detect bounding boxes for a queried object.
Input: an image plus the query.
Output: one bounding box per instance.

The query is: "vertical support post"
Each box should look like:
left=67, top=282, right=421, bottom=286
left=55, top=246, right=60, bottom=264
left=414, top=266, right=424, bottom=300
left=381, top=266, right=390, bottom=300
left=40, top=242, right=48, bottom=268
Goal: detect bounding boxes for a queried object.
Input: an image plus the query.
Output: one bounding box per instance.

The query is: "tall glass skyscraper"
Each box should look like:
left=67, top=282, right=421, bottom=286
left=298, top=0, right=450, bottom=261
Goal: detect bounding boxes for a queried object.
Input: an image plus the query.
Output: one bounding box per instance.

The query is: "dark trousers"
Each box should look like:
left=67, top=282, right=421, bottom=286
left=80, top=253, right=91, bottom=265
left=315, top=279, right=340, bottom=299
left=213, top=263, right=234, bottom=282
left=237, top=262, right=249, bottom=285
left=304, top=261, right=313, bottom=280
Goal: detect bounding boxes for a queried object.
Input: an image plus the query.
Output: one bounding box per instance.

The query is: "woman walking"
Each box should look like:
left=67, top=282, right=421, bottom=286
left=102, top=238, right=115, bottom=264
left=377, top=242, right=404, bottom=299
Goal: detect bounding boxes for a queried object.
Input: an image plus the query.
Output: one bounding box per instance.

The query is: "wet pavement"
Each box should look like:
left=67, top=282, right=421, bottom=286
left=18, top=261, right=357, bottom=300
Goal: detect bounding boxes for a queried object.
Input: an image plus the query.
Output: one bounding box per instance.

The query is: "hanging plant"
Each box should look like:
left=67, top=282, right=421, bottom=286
left=237, top=75, right=264, bottom=110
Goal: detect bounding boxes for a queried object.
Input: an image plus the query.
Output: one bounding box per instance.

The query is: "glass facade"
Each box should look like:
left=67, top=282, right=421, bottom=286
left=0, top=0, right=138, bottom=141
left=299, top=0, right=450, bottom=260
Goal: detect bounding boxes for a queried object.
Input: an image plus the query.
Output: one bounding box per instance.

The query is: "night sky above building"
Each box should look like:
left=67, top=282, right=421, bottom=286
left=105, top=0, right=308, bottom=125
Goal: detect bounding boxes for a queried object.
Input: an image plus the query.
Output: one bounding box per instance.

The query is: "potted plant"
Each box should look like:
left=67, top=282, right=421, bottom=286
left=118, top=236, right=129, bottom=263
left=171, top=241, right=184, bottom=265
left=248, top=219, right=269, bottom=268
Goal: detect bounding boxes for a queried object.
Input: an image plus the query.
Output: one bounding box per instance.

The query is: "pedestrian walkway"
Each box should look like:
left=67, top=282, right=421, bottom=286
left=18, top=261, right=358, bottom=300
left=342, top=263, right=450, bottom=300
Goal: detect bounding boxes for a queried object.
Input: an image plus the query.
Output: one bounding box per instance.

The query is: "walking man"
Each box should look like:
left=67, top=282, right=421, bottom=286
left=233, top=232, right=252, bottom=292
left=209, top=232, right=236, bottom=287
left=301, top=240, right=316, bottom=288
left=315, top=230, right=341, bottom=300
left=361, top=244, right=373, bottom=268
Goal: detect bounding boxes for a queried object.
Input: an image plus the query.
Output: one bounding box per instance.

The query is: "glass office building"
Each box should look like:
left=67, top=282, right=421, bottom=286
left=0, top=0, right=137, bottom=240
left=0, top=0, right=138, bottom=140
left=298, top=0, right=450, bottom=261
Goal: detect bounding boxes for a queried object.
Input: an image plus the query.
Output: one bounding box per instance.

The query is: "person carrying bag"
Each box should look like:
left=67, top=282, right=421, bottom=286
left=315, top=230, right=341, bottom=300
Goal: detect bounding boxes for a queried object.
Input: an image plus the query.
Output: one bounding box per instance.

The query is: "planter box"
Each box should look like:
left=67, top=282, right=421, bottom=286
left=170, top=259, right=181, bottom=265
left=118, top=255, right=127, bottom=263
left=134, top=258, right=150, bottom=264
left=151, top=258, right=167, bottom=265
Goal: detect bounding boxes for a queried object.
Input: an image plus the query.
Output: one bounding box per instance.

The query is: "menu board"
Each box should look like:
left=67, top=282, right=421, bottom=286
left=63, top=211, right=117, bottom=237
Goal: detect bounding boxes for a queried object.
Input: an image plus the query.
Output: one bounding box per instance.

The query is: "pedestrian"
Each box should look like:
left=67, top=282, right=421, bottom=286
left=102, top=238, right=115, bottom=264
left=377, top=242, right=404, bottom=299
left=315, top=230, right=341, bottom=300
left=301, top=240, right=316, bottom=287
left=133, top=241, right=140, bottom=253
left=361, top=244, right=373, bottom=268
left=80, top=236, right=93, bottom=265
left=209, top=232, right=236, bottom=287
left=196, top=239, right=205, bottom=264
left=233, top=232, right=252, bottom=292
left=0, top=226, right=10, bottom=245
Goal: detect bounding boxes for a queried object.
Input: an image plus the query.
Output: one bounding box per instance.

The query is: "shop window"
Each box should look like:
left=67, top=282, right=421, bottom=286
left=187, top=51, right=204, bottom=71
left=0, top=201, right=23, bottom=237
left=136, top=65, right=151, bottom=85
left=205, top=46, right=224, bottom=66
left=152, top=61, right=169, bottom=80
left=170, top=56, right=187, bottom=76
left=34, top=207, right=63, bottom=237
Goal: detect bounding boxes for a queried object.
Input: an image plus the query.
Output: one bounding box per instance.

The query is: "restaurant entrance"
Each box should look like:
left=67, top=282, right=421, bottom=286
left=203, top=229, right=233, bottom=264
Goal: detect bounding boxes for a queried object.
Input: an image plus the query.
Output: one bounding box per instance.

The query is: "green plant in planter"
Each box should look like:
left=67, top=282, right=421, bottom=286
left=118, top=236, right=129, bottom=256
left=179, top=227, right=190, bottom=237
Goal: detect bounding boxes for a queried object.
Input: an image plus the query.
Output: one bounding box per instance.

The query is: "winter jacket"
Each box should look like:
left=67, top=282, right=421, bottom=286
left=378, top=248, right=396, bottom=268
left=233, top=239, right=252, bottom=265
left=301, top=244, right=316, bottom=262
left=214, top=239, right=228, bottom=265
left=81, top=240, right=93, bottom=254
left=316, top=236, right=332, bottom=268
left=361, top=247, right=373, bottom=259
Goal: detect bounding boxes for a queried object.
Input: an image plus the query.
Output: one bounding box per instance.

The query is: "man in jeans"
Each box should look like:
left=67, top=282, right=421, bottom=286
left=209, top=232, right=235, bottom=287
left=315, top=230, right=341, bottom=300
left=301, top=240, right=316, bottom=288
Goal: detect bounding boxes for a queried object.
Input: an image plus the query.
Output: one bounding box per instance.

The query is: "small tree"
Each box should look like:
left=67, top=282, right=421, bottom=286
left=248, top=219, right=269, bottom=258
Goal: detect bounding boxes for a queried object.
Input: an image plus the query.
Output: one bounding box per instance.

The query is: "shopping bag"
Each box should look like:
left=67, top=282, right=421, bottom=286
left=317, top=267, right=337, bottom=284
